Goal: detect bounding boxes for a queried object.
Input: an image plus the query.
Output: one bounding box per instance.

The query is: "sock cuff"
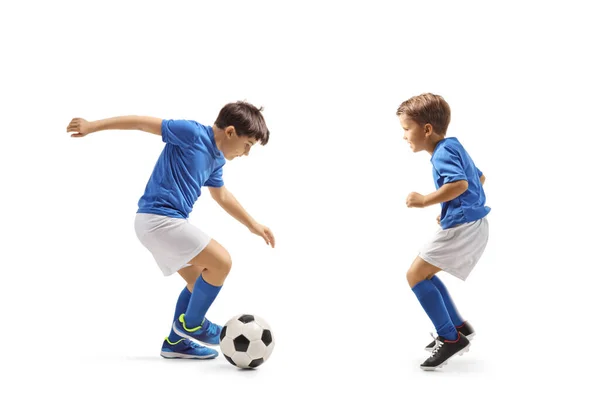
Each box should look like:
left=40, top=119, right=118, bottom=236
left=411, top=279, right=437, bottom=297
left=197, top=274, right=223, bottom=294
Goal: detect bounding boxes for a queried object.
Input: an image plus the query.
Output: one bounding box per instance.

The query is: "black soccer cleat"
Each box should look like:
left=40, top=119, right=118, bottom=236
left=420, top=332, right=470, bottom=371
left=424, top=321, right=475, bottom=352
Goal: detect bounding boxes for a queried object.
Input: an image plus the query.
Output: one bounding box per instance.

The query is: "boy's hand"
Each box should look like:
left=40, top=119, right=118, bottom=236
left=406, top=192, right=426, bottom=208
left=249, top=223, right=275, bottom=248
left=436, top=214, right=441, bottom=225
left=67, top=118, right=93, bottom=137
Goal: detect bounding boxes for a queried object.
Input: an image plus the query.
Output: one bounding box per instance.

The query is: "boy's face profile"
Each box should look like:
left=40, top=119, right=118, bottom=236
left=399, top=114, right=429, bottom=153
left=222, top=126, right=257, bottom=161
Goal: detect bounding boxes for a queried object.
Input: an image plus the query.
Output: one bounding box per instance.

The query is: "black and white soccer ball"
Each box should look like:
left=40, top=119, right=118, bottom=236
left=219, top=314, right=275, bottom=369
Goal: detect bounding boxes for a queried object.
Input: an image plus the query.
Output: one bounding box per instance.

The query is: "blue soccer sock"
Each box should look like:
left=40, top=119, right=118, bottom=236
left=429, top=275, right=465, bottom=327
left=183, top=274, right=222, bottom=328
left=167, top=287, right=192, bottom=342
left=412, top=279, right=458, bottom=341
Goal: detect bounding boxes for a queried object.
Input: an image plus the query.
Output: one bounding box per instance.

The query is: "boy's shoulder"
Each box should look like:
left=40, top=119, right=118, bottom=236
left=433, top=137, right=462, bottom=158
left=166, top=118, right=209, bottom=127
left=179, top=119, right=214, bottom=139
left=442, top=137, right=463, bottom=150
left=162, top=119, right=215, bottom=150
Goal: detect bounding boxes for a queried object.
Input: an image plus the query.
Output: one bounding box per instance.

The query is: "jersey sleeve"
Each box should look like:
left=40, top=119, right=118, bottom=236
left=436, top=147, right=467, bottom=185
left=205, top=165, right=225, bottom=188
left=161, top=119, right=200, bottom=148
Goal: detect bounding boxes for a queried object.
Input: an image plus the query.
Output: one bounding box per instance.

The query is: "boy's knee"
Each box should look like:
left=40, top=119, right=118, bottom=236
left=219, top=252, right=232, bottom=275
left=207, top=246, right=232, bottom=277
left=189, top=240, right=233, bottom=277
left=406, top=268, right=426, bottom=288
left=406, top=269, right=416, bottom=287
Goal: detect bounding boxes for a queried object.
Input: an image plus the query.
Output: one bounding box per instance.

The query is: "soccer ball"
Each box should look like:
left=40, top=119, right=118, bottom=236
left=219, top=314, right=275, bottom=369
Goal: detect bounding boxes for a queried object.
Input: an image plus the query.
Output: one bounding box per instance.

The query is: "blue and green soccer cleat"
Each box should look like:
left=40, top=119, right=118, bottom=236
left=172, top=314, right=222, bottom=346
left=160, top=337, right=218, bottom=359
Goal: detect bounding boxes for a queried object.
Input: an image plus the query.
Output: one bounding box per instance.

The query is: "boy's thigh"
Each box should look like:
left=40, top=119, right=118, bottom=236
left=417, top=218, right=489, bottom=282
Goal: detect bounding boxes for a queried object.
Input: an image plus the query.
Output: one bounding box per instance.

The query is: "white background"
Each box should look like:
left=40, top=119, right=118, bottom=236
left=1, top=0, right=598, bottom=398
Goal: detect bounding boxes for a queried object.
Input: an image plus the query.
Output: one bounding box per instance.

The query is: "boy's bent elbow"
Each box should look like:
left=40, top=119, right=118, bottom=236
left=456, top=180, right=469, bottom=192
left=453, top=180, right=469, bottom=197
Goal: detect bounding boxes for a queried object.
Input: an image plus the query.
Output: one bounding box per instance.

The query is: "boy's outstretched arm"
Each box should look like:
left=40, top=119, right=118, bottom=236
left=208, top=186, right=275, bottom=248
left=406, top=180, right=468, bottom=208
left=67, top=116, right=162, bottom=137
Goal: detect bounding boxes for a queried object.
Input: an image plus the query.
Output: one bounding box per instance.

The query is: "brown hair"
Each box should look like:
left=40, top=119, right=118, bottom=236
left=215, top=101, right=270, bottom=145
left=396, top=93, right=451, bottom=135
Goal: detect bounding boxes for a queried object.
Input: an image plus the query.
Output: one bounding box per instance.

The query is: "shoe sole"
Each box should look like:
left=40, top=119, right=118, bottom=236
left=172, top=322, right=220, bottom=347
left=424, top=332, right=475, bottom=352
left=420, top=343, right=471, bottom=371
left=160, top=351, right=218, bottom=360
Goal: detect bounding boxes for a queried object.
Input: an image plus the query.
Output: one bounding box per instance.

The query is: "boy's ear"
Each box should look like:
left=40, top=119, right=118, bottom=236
left=225, top=126, right=236, bottom=137
left=424, top=123, right=433, bottom=136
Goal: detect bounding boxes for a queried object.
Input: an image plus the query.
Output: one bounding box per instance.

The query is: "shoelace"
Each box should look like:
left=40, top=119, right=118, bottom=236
left=187, top=340, right=204, bottom=349
left=204, top=320, right=219, bottom=336
left=429, top=332, right=444, bottom=354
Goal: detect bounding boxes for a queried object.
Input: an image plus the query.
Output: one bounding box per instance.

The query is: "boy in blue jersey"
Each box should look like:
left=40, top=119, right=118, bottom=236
left=67, top=101, right=275, bottom=359
left=397, top=93, right=490, bottom=370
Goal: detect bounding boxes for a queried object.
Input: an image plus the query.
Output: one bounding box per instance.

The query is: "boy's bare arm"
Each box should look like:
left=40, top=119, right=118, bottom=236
left=406, top=180, right=468, bottom=208
left=424, top=180, right=468, bottom=206
left=433, top=175, right=485, bottom=223
left=209, top=186, right=275, bottom=247
left=67, top=116, right=162, bottom=137
left=209, top=186, right=258, bottom=229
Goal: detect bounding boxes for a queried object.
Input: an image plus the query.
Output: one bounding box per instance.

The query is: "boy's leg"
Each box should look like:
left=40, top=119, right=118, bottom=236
left=161, top=286, right=219, bottom=360
left=407, top=257, right=457, bottom=341
left=408, top=257, right=470, bottom=370
left=423, top=274, right=475, bottom=352
left=428, top=275, right=464, bottom=327
left=172, top=239, right=232, bottom=345
left=167, top=287, right=192, bottom=342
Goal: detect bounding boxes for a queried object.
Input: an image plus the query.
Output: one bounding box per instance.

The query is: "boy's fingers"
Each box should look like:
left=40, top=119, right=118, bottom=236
left=264, top=232, right=274, bottom=247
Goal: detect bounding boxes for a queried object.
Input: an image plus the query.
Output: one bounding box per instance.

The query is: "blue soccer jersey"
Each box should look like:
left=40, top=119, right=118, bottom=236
left=137, top=120, right=226, bottom=218
left=431, top=137, right=490, bottom=229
